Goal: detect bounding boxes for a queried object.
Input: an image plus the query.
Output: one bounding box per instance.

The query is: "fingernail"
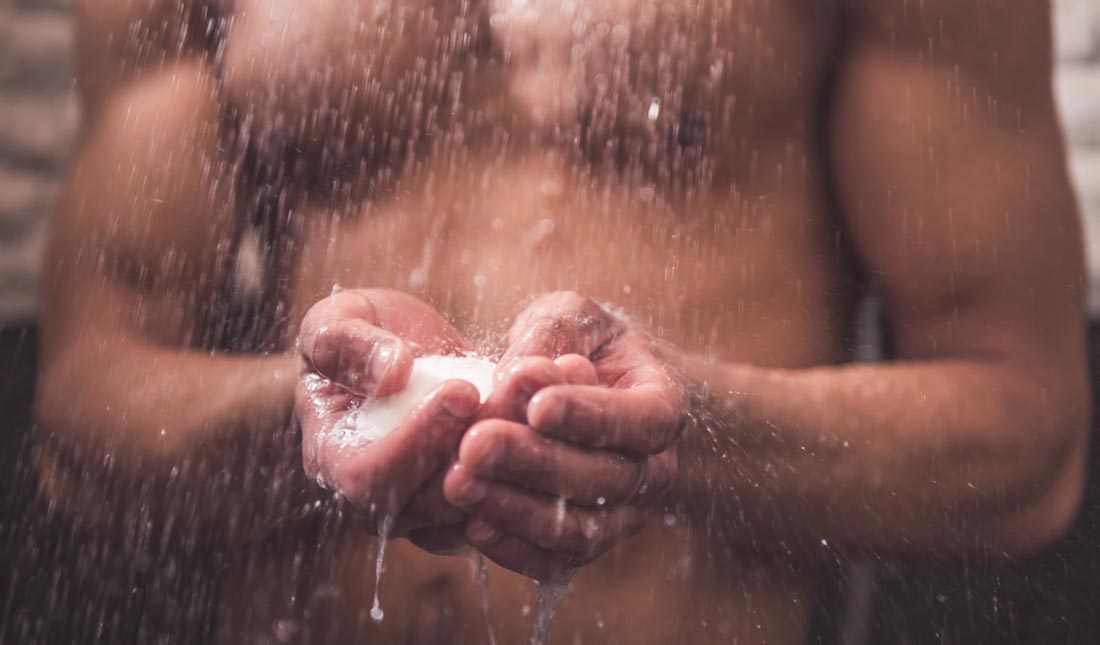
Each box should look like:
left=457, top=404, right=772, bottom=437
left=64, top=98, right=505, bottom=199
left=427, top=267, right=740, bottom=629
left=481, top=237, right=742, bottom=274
left=530, top=393, right=565, bottom=429
left=454, top=478, right=489, bottom=504
left=368, top=340, right=396, bottom=383
left=466, top=520, right=500, bottom=546
left=443, top=393, right=479, bottom=419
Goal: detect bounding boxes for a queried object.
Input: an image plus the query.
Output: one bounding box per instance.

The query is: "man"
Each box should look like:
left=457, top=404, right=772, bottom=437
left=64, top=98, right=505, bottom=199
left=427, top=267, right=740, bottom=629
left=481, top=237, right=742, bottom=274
left=37, top=0, right=1088, bottom=642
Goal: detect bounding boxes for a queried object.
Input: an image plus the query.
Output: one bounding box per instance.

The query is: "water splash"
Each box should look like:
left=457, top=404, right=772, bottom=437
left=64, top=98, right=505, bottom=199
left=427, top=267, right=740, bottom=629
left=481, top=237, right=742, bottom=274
left=531, top=572, right=574, bottom=645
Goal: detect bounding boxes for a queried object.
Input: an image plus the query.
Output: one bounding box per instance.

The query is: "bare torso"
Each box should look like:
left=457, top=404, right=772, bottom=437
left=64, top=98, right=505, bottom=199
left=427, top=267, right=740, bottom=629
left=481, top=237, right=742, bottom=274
left=41, top=0, right=1088, bottom=642
left=204, top=1, right=858, bottom=642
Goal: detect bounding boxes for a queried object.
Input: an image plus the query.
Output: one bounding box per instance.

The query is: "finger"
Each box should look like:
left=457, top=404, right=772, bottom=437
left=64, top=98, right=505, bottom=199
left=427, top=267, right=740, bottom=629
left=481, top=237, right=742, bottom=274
left=299, top=316, right=414, bottom=397
left=502, top=292, right=623, bottom=362
left=479, top=356, right=565, bottom=423
left=528, top=383, right=685, bottom=454
left=555, top=354, right=599, bottom=386
left=299, top=290, right=413, bottom=397
left=298, top=289, right=469, bottom=396
left=458, top=419, right=651, bottom=508
left=391, top=470, right=467, bottom=534
left=467, top=525, right=574, bottom=583
left=326, top=380, right=480, bottom=515
left=306, top=289, right=469, bottom=352
left=444, top=468, right=646, bottom=561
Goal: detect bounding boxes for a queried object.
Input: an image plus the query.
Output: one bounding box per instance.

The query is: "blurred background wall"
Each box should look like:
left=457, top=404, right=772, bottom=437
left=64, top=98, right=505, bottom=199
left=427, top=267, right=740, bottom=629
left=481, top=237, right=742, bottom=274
left=1056, top=0, right=1100, bottom=315
left=0, top=0, right=76, bottom=324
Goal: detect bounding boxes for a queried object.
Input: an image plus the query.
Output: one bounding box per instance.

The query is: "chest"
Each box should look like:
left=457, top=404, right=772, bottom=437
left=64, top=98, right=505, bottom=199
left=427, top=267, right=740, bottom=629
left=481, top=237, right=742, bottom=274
left=218, top=0, right=852, bottom=362
left=486, top=0, right=838, bottom=123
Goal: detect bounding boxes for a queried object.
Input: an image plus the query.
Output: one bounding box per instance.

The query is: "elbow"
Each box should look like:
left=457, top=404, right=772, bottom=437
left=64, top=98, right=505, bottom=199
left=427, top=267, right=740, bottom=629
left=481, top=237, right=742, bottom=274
left=33, top=369, right=199, bottom=532
left=986, top=463, right=1084, bottom=560
left=979, top=411, right=1089, bottom=559
left=967, top=355, right=1092, bottom=560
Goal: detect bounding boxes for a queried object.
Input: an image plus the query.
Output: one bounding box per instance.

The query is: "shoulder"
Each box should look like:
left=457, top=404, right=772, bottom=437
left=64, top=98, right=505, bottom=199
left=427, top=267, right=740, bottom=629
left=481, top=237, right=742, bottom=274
left=75, top=0, right=221, bottom=115
left=839, top=0, right=1054, bottom=114
left=841, top=0, right=1051, bottom=53
left=54, top=59, right=238, bottom=301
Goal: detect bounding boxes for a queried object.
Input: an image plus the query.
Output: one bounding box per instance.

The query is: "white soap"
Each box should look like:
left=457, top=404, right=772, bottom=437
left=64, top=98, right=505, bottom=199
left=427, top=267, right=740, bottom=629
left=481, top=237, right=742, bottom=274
left=348, top=355, right=497, bottom=442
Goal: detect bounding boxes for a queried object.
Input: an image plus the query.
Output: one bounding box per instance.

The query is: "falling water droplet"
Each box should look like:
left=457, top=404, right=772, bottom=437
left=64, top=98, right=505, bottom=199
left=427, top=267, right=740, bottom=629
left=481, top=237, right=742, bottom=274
left=647, top=98, right=661, bottom=121
left=370, top=515, right=395, bottom=623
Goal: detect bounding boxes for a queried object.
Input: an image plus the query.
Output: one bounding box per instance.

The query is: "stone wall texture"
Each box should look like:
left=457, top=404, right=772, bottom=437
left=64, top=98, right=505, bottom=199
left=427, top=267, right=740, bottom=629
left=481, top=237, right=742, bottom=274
left=0, top=0, right=77, bottom=323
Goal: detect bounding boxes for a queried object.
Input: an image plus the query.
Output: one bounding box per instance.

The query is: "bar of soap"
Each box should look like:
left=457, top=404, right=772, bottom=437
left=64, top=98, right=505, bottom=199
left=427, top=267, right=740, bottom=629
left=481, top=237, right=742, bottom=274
left=350, top=355, right=497, bottom=442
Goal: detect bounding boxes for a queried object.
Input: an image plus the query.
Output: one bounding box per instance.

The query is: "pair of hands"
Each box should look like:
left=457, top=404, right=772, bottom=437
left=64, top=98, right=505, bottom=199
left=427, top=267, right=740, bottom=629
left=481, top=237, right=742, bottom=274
left=295, top=289, right=687, bottom=581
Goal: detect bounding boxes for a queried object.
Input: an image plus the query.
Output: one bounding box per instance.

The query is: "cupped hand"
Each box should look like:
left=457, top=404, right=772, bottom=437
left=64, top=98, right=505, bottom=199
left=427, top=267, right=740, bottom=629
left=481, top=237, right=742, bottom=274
left=295, top=288, right=479, bottom=547
left=444, top=292, right=688, bottom=581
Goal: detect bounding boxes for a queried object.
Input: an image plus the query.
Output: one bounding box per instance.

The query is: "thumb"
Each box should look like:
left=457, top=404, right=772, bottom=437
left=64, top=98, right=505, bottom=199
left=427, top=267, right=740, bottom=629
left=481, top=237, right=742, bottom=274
left=299, top=296, right=415, bottom=397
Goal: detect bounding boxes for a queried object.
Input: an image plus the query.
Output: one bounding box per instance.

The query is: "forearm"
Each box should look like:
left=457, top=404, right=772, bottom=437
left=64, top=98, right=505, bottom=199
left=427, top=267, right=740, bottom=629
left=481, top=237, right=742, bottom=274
left=36, top=341, right=315, bottom=546
left=672, top=355, right=1088, bottom=560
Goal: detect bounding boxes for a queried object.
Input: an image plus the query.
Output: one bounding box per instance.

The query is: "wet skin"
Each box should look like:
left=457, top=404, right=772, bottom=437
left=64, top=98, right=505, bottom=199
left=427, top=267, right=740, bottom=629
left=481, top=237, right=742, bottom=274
left=38, top=0, right=1089, bottom=643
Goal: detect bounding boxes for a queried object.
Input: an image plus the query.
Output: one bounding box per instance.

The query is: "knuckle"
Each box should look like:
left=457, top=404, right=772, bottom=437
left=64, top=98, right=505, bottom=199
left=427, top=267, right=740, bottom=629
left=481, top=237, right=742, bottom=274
left=603, top=458, right=642, bottom=506
left=557, top=291, right=590, bottom=311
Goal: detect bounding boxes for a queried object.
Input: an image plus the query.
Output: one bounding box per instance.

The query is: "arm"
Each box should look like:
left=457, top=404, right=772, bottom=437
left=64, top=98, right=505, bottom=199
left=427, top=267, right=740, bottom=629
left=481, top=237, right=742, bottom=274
left=74, top=0, right=221, bottom=121
left=676, top=0, right=1088, bottom=559
left=37, top=21, right=309, bottom=546
left=447, top=0, right=1088, bottom=578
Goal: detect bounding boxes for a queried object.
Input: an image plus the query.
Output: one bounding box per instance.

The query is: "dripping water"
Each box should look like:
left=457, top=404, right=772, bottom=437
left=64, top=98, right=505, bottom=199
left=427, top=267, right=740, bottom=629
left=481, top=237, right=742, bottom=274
left=370, top=515, right=394, bottom=623
left=530, top=571, right=574, bottom=645
left=471, top=551, right=498, bottom=645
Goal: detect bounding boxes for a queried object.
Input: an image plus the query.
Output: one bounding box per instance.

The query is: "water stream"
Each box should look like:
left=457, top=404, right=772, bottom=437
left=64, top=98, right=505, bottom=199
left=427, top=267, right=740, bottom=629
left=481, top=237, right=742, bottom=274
left=370, top=515, right=394, bottom=623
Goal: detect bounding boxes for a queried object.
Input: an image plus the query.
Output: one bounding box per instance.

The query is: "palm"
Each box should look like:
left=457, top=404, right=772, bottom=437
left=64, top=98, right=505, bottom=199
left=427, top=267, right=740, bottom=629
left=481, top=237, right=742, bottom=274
left=295, top=289, right=480, bottom=542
